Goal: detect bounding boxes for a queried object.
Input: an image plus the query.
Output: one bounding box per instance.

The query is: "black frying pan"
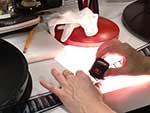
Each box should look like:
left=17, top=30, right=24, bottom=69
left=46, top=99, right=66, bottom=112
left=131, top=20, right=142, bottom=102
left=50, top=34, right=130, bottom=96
left=0, top=39, right=32, bottom=109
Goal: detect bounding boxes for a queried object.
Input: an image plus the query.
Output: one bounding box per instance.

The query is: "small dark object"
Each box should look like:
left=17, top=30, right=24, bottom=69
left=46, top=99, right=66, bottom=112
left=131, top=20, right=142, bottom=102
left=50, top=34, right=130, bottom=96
left=89, top=58, right=109, bottom=79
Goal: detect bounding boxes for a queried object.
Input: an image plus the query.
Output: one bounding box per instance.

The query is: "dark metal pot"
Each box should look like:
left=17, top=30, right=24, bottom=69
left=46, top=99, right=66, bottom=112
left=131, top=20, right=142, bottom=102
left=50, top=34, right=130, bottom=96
left=0, top=39, right=32, bottom=109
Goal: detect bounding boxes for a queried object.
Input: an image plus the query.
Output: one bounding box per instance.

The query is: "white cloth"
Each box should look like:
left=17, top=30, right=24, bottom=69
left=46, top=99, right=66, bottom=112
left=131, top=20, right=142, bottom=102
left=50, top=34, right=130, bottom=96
left=48, top=8, right=98, bottom=42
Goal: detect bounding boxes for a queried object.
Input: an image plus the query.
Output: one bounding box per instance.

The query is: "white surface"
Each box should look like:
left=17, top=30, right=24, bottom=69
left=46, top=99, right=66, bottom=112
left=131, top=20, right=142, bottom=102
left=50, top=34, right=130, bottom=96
left=29, top=60, right=69, bottom=113
left=0, top=14, right=11, bottom=19
left=23, top=24, right=64, bottom=63
left=3, top=23, right=64, bottom=63
left=1, top=0, right=150, bottom=113
left=29, top=60, right=64, bottom=96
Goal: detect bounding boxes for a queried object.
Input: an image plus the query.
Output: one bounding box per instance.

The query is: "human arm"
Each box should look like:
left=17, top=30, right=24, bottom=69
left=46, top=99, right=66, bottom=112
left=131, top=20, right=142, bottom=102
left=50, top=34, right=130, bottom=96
left=40, top=69, right=116, bottom=113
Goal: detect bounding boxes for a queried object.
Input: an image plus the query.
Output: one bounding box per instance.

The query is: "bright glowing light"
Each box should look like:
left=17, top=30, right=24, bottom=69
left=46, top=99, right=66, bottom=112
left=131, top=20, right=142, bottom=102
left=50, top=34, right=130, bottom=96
left=99, top=75, right=150, bottom=94
left=55, top=45, right=99, bottom=73
left=55, top=45, right=150, bottom=95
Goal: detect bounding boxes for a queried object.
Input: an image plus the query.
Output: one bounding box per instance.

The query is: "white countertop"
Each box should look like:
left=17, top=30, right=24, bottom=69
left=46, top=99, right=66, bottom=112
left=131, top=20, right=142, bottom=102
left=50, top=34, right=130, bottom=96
left=1, top=0, right=150, bottom=113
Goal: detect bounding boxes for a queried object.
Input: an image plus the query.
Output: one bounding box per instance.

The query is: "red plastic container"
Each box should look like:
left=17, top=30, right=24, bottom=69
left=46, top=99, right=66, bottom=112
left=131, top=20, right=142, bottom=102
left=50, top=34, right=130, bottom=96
left=55, top=16, right=120, bottom=47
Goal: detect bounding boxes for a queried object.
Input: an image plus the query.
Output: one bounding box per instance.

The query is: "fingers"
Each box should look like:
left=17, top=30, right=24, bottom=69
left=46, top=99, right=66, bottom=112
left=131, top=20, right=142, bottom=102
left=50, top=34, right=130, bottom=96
left=76, top=70, right=86, bottom=77
left=51, top=68, right=67, bottom=86
left=76, top=70, right=91, bottom=80
left=51, top=68, right=75, bottom=85
left=96, top=39, right=126, bottom=58
left=63, top=69, right=74, bottom=79
left=96, top=39, right=121, bottom=55
left=40, top=69, right=74, bottom=97
left=40, top=80, right=61, bottom=96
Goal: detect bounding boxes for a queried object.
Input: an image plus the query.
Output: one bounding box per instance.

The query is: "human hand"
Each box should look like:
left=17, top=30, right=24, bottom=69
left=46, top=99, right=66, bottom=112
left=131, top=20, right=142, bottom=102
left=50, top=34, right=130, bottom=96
left=40, top=69, right=115, bottom=113
left=96, top=39, right=150, bottom=76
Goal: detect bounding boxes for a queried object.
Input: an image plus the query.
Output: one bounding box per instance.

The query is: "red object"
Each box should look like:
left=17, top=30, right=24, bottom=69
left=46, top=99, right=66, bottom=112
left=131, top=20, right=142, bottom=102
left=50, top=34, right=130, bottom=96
left=84, top=0, right=88, bottom=7
left=55, top=16, right=120, bottom=47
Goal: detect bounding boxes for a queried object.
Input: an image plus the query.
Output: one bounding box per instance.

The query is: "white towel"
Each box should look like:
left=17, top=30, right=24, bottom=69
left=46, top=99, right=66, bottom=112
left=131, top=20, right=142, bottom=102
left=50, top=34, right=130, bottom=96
left=48, top=8, right=98, bottom=42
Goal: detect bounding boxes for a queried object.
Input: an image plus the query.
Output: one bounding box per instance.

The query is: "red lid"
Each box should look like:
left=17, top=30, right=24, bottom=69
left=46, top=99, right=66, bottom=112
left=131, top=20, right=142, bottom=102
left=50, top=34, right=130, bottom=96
left=55, top=16, right=120, bottom=47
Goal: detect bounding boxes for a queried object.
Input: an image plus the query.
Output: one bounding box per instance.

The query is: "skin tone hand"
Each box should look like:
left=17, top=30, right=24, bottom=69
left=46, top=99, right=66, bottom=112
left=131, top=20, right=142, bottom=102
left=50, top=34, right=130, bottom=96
left=96, top=39, right=150, bottom=76
left=40, top=69, right=116, bottom=113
